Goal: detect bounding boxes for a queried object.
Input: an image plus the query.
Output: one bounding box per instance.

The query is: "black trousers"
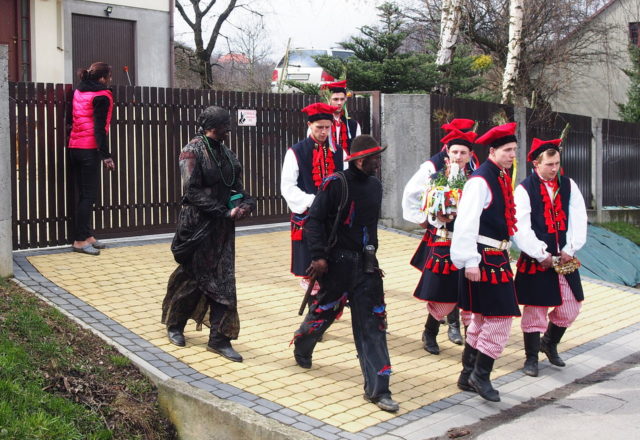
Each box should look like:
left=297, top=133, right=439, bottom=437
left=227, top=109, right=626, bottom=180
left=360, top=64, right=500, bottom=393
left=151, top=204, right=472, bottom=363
left=293, top=248, right=392, bottom=399
left=68, top=148, right=100, bottom=241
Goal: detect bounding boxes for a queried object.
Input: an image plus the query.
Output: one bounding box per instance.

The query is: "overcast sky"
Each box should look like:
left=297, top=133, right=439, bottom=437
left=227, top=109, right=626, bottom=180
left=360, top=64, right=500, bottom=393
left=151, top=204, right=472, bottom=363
left=174, top=0, right=388, bottom=62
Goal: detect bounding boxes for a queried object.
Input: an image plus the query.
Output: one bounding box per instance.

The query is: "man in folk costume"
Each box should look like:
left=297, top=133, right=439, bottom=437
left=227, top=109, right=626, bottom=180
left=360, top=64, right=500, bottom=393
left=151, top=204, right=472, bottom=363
left=281, top=103, right=344, bottom=289
left=513, top=138, right=587, bottom=377
left=402, top=118, right=477, bottom=348
left=320, top=80, right=361, bottom=156
left=402, top=125, right=479, bottom=354
left=451, top=122, right=520, bottom=402
left=291, top=135, right=398, bottom=412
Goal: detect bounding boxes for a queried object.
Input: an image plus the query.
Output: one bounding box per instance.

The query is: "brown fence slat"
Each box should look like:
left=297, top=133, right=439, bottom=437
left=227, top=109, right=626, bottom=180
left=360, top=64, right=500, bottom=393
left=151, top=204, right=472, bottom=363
left=126, top=85, right=137, bottom=227
left=35, top=83, right=47, bottom=246
left=9, top=83, right=18, bottom=248
left=157, top=87, right=168, bottom=226
left=134, top=86, right=144, bottom=226
left=16, top=83, right=28, bottom=248
left=26, top=82, right=38, bottom=247
left=45, top=84, right=57, bottom=246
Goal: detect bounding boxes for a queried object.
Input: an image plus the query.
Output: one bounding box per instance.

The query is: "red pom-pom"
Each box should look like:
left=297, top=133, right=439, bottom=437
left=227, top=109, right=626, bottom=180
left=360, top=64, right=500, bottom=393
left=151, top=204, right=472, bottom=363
left=501, top=269, right=509, bottom=283
left=528, top=262, right=537, bottom=274
left=433, top=259, right=440, bottom=274
left=442, top=261, right=451, bottom=275
left=490, top=269, right=498, bottom=284
left=481, top=268, right=488, bottom=282
left=426, top=257, right=434, bottom=270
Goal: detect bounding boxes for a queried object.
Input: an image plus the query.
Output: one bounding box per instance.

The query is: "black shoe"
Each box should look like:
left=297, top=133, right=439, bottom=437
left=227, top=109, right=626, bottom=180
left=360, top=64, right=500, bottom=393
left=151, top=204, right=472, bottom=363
left=522, top=332, right=540, bottom=377
left=363, top=394, right=399, bottom=412
left=167, top=326, right=185, bottom=347
left=468, top=352, right=500, bottom=402
left=207, top=342, right=243, bottom=362
left=541, top=323, right=567, bottom=367
left=422, top=315, right=440, bottom=355
left=457, top=343, right=477, bottom=392
left=447, top=322, right=463, bottom=345
left=294, top=352, right=312, bottom=369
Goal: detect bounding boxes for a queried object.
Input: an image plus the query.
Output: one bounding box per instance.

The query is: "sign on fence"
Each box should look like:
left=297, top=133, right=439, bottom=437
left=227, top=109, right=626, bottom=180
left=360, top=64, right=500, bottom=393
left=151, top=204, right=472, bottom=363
left=237, top=109, right=257, bottom=127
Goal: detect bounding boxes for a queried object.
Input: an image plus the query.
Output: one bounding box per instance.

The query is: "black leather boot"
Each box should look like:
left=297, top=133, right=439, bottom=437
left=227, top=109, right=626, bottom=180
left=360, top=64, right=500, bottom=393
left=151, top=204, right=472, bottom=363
left=422, top=314, right=440, bottom=354
left=522, top=332, right=540, bottom=377
left=457, top=343, right=478, bottom=392
left=541, top=322, right=567, bottom=367
left=167, top=325, right=186, bottom=347
left=469, top=352, right=500, bottom=402
left=447, top=309, right=463, bottom=345
left=207, top=303, right=242, bottom=362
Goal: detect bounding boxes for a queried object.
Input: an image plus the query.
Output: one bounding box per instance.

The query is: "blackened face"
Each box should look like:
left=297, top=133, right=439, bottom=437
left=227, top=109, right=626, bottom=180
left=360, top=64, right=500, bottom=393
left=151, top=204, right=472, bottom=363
left=358, top=154, right=381, bottom=176
left=212, top=123, right=231, bottom=141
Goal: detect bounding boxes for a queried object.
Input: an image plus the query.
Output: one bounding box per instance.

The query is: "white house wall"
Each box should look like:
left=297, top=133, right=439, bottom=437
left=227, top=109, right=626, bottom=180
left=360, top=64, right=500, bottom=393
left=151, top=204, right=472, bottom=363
left=550, top=0, right=640, bottom=120
left=82, top=0, right=169, bottom=12
left=30, top=0, right=65, bottom=83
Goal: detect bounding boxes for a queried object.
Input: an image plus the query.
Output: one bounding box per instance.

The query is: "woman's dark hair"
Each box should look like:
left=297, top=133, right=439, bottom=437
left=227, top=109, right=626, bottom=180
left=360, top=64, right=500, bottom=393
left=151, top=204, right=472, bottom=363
left=77, top=62, right=112, bottom=81
left=197, top=106, right=231, bottom=133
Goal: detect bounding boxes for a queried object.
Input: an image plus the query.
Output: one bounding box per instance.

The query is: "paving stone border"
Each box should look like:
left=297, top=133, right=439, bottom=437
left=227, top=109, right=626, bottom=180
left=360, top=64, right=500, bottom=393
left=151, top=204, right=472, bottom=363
left=10, top=225, right=640, bottom=440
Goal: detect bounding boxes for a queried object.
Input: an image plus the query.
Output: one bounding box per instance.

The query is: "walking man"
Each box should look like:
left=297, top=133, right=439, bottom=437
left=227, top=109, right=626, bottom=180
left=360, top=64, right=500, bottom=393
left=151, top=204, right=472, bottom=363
left=291, top=135, right=398, bottom=413
left=513, top=138, right=587, bottom=376
left=402, top=126, right=478, bottom=354
left=451, top=122, right=521, bottom=402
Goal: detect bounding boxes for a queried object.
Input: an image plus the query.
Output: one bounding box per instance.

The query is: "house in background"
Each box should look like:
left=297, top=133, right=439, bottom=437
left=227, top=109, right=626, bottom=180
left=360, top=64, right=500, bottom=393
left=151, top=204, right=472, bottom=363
left=548, top=0, right=640, bottom=121
left=0, top=0, right=174, bottom=87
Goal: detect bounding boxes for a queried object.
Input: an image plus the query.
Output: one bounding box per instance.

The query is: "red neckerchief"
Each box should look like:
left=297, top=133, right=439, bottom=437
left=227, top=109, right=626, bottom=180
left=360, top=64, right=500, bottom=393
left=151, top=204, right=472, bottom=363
left=331, top=114, right=349, bottom=155
left=310, top=136, right=335, bottom=187
left=538, top=173, right=566, bottom=233
left=493, top=161, right=517, bottom=236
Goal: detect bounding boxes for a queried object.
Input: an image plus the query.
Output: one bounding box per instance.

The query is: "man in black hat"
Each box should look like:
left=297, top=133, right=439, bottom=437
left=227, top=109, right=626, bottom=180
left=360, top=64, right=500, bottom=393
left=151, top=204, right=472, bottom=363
left=290, top=135, right=398, bottom=413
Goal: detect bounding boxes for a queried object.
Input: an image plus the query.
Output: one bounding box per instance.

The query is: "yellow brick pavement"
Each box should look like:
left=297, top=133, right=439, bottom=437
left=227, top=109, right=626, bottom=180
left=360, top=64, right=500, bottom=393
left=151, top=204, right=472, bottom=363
left=27, top=229, right=640, bottom=433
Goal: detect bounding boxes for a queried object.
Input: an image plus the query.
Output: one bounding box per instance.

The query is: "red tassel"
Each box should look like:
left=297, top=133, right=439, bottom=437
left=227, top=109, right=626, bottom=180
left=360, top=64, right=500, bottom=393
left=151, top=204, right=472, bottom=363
left=442, top=261, right=451, bottom=275
left=517, top=259, right=526, bottom=273
left=501, top=269, right=509, bottom=283
left=426, top=257, right=434, bottom=270
left=528, top=261, right=537, bottom=274
left=451, top=264, right=458, bottom=271
left=481, top=268, right=488, bottom=282
left=432, top=259, right=440, bottom=274
left=490, top=269, right=498, bottom=284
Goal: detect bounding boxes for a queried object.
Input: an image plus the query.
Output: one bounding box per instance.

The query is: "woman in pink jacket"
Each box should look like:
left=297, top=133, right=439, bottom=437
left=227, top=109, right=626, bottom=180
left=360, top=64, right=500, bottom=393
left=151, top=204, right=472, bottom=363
left=68, top=62, right=116, bottom=255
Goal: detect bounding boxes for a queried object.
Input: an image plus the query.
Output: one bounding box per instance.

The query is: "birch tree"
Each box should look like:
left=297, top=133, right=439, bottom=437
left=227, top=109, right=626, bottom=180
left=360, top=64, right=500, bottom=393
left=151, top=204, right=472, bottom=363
left=435, top=0, right=464, bottom=66
left=501, top=0, right=523, bottom=104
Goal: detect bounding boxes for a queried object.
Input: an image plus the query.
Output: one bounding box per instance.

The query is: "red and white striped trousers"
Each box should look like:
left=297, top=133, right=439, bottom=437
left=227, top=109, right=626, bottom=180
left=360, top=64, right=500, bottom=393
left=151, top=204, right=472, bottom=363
left=427, top=302, right=473, bottom=326
left=466, top=313, right=513, bottom=359
left=521, top=275, right=582, bottom=333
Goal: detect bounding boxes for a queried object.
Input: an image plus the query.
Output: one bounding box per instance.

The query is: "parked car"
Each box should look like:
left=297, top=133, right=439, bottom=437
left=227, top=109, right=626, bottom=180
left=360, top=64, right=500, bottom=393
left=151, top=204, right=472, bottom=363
left=271, top=48, right=354, bottom=93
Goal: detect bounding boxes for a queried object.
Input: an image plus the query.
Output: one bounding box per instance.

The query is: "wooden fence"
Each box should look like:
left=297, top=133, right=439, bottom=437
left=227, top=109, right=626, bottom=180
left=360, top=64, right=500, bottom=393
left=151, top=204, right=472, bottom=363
left=9, top=83, right=371, bottom=249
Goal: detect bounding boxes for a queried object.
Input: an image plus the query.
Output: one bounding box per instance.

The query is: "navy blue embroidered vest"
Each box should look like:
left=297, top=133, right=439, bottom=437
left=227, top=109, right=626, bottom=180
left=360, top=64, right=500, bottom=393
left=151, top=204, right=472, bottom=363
left=472, top=160, right=509, bottom=241
left=519, top=173, right=571, bottom=255
left=291, top=137, right=344, bottom=195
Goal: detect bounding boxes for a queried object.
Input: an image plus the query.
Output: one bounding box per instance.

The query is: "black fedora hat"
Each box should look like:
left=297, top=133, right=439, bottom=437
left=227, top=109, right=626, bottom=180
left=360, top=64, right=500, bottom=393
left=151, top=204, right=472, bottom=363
left=345, top=135, right=387, bottom=161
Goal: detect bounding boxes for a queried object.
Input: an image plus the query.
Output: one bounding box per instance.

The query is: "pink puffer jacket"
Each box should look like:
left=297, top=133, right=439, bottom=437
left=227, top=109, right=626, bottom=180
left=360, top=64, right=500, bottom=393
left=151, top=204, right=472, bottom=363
left=68, top=89, right=113, bottom=149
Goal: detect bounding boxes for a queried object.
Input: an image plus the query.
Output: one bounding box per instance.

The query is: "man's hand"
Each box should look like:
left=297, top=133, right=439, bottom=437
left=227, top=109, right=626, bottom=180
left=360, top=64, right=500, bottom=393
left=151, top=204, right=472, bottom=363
left=539, top=255, right=553, bottom=268
left=560, top=251, right=573, bottom=264
left=419, top=221, right=430, bottom=229
left=103, top=158, right=115, bottom=171
left=465, top=267, right=481, bottom=282
left=436, top=213, right=455, bottom=223
left=306, top=259, right=328, bottom=279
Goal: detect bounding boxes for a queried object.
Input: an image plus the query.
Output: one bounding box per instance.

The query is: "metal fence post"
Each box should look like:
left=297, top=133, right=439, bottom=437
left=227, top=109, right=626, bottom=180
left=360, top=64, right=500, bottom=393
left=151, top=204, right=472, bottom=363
left=0, top=45, right=13, bottom=277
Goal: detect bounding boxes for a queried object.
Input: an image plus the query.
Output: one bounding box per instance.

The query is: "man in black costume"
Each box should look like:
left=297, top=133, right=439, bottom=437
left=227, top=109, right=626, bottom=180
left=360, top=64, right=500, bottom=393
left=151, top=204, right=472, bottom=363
left=291, top=135, right=399, bottom=413
left=162, top=106, right=256, bottom=362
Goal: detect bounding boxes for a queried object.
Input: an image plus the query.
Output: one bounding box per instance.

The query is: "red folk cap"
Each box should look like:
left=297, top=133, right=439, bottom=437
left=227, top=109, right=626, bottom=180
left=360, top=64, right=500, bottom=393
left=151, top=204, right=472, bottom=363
left=320, top=80, right=347, bottom=93
left=441, top=118, right=475, bottom=132
left=301, top=102, right=340, bottom=122
left=476, top=122, right=518, bottom=148
left=527, top=138, right=562, bottom=162
left=440, top=129, right=478, bottom=149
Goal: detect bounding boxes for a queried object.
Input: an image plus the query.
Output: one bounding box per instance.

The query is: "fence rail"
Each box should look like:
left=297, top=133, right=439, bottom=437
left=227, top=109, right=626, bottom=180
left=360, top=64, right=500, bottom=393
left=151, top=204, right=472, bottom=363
left=9, top=82, right=371, bottom=249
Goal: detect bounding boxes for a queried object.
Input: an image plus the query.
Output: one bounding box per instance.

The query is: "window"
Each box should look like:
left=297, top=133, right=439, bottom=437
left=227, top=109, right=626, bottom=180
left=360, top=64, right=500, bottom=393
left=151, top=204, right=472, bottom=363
left=630, top=22, right=640, bottom=46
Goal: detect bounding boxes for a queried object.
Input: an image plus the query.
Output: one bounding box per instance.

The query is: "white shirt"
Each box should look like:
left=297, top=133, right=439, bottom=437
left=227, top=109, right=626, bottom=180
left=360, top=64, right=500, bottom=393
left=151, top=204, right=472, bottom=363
left=513, top=177, right=587, bottom=262
left=450, top=176, right=493, bottom=269
left=402, top=160, right=436, bottom=226
left=280, top=148, right=316, bottom=214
